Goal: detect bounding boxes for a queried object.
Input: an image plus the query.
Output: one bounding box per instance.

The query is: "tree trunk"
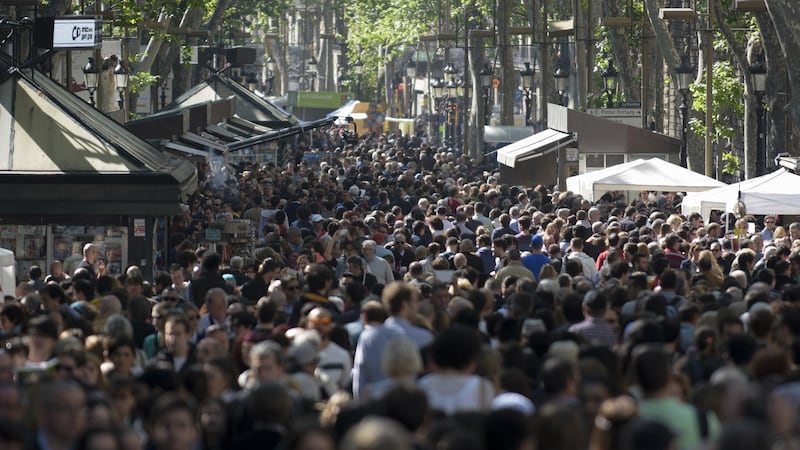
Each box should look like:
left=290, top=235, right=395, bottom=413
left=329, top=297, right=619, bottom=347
left=765, top=1, right=800, bottom=132
left=537, top=0, right=550, bottom=125
left=573, top=0, right=587, bottom=109
left=133, top=9, right=171, bottom=75
left=497, top=0, right=515, bottom=125
left=757, top=10, right=795, bottom=158
left=711, top=0, right=753, bottom=178
left=602, top=0, right=638, bottom=102
left=172, top=7, right=205, bottom=98
left=319, top=0, right=335, bottom=91
left=466, top=5, right=485, bottom=162
left=43, top=0, right=72, bottom=86
left=267, top=30, right=289, bottom=96
left=642, top=0, right=680, bottom=78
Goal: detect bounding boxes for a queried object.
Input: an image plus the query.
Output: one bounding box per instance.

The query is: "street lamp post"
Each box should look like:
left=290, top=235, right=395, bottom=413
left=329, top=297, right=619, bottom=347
left=113, top=61, right=128, bottom=112
left=446, top=74, right=458, bottom=149
left=306, top=55, right=318, bottom=91
left=406, top=63, right=415, bottom=118
left=480, top=64, right=493, bottom=126
left=520, top=62, right=535, bottom=126
left=553, top=64, right=570, bottom=107
left=600, top=55, right=619, bottom=108
left=265, top=56, right=276, bottom=95
left=750, top=60, right=767, bottom=176
left=674, top=56, right=693, bottom=168
left=82, top=57, right=99, bottom=107
left=353, top=57, right=364, bottom=100
left=456, top=77, right=465, bottom=148
left=431, top=77, right=445, bottom=144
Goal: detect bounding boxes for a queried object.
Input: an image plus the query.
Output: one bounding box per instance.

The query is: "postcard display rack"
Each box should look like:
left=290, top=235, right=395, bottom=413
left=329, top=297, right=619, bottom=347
left=211, top=220, right=255, bottom=263
left=0, top=225, right=128, bottom=281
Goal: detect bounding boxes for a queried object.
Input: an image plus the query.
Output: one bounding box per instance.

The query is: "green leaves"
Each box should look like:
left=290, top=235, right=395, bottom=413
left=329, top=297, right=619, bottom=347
left=721, top=151, right=741, bottom=176
left=689, top=58, right=744, bottom=144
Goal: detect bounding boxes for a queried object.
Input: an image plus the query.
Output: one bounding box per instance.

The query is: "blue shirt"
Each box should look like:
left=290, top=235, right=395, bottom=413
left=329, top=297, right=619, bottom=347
left=352, top=317, right=433, bottom=399
left=521, top=253, right=551, bottom=281
left=476, top=247, right=495, bottom=274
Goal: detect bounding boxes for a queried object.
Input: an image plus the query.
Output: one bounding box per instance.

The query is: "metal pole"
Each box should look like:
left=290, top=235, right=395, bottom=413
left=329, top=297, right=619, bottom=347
left=680, top=95, right=688, bottom=168
left=524, top=90, right=532, bottom=126
left=704, top=19, right=714, bottom=177
left=483, top=88, right=490, bottom=125
left=756, top=96, right=765, bottom=176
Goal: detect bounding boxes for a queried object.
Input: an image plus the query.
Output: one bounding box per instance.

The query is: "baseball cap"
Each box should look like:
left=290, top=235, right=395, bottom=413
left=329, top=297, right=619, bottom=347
left=311, top=214, right=325, bottom=223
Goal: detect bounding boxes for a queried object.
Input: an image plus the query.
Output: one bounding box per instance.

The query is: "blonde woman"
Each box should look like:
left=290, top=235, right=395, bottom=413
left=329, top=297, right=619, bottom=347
left=666, top=214, right=683, bottom=232
left=695, top=249, right=724, bottom=289
left=543, top=218, right=564, bottom=247
left=539, top=264, right=559, bottom=280
left=361, top=336, right=423, bottom=400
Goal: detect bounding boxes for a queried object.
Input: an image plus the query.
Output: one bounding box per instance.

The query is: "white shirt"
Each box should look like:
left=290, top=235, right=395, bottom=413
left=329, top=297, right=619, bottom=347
left=317, top=342, right=352, bottom=395
left=365, top=256, right=394, bottom=285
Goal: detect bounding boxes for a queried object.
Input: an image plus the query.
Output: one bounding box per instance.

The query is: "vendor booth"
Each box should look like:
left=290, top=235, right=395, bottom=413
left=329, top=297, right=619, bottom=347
left=681, top=168, right=800, bottom=221
left=0, top=67, right=197, bottom=281
left=497, top=104, right=682, bottom=188
left=566, top=158, right=725, bottom=202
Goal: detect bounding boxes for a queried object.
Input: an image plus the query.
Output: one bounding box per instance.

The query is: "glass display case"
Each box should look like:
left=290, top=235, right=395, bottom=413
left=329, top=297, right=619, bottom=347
left=52, top=225, right=128, bottom=277
left=0, top=224, right=129, bottom=281
left=0, top=225, right=47, bottom=281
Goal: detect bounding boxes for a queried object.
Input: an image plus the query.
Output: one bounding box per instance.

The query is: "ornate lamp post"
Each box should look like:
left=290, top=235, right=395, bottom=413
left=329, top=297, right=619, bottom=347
left=431, top=77, right=445, bottom=144
left=600, top=55, right=619, bottom=108
left=406, top=62, right=416, bottom=118
left=750, top=59, right=767, bottom=176
left=520, top=62, right=535, bottom=126
left=446, top=72, right=458, bottom=149
left=264, top=56, right=277, bottom=95
left=306, top=55, right=318, bottom=91
left=113, top=61, right=128, bottom=111
left=674, top=55, right=694, bottom=168
left=82, top=57, right=99, bottom=107
left=480, top=64, right=493, bottom=125
left=353, top=57, right=364, bottom=100
left=553, top=63, right=570, bottom=107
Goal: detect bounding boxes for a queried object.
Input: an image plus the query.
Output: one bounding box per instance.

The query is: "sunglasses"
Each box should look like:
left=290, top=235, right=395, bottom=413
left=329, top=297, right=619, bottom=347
left=163, top=297, right=179, bottom=302
left=286, top=285, right=299, bottom=291
left=311, top=317, right=332, bottom=326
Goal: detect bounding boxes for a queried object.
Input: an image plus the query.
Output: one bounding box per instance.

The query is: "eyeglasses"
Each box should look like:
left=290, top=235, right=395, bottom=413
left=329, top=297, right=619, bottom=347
left=765, top=220, right=775, bottom=224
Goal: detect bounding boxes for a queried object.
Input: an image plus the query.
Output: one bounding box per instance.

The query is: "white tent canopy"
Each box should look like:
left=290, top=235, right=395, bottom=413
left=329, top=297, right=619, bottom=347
left=682, top=168, right=800, bottom=221
left=566, top=158, right=725, bottom=202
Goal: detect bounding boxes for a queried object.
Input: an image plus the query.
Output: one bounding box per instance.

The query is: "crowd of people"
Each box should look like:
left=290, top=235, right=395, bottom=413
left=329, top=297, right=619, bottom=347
left=2, top=129, right=799, bottom=450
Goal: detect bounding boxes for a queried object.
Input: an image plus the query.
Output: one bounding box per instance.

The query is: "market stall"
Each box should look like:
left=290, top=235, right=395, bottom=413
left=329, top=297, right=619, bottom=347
left=0, top=67, right=196, bottom=280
